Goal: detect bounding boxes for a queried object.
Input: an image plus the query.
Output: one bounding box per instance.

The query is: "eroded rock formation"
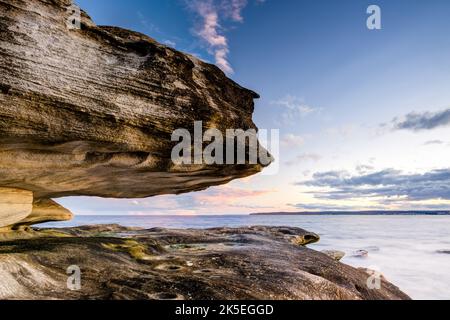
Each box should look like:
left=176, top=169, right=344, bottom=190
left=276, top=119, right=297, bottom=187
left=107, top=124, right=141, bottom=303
left=0, top=188, right=72, bottom=230
left=13, top=199, right=73, bottom=229
left=0, top=188, right=32, bottom=229
left=0, top=225, right=410, bottom=300
left=0, top=0, right=269, bottom=228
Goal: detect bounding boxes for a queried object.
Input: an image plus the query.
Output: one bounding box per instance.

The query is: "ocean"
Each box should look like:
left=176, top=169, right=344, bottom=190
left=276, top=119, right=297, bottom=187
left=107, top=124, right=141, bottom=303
left=42, top=215, right=450, bottom=300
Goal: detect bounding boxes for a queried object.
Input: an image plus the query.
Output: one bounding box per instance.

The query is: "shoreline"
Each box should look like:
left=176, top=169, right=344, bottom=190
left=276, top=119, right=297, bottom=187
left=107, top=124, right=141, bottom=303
left=250, top=211, right=450, bottom=216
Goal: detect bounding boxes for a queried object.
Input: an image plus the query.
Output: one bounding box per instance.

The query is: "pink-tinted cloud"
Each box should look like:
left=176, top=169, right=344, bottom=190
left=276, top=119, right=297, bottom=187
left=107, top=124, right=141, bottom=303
left=195, top=2, right=227, bottom=47
left=192, top=186, right=274, bottom=206
left=187, top=0, right=258, bottom=74
left=225, top=0, right=248, bottom=22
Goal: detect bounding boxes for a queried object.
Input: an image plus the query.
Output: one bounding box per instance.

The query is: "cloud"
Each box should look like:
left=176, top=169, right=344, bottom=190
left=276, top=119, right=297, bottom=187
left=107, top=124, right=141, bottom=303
left=192, top=186, right=273, bottom=205
left=222, top=0, right=248, bottom=22
left=355, top=164, right=375, bottom=174
left=390, top=108, right=450, bottom=131
left=288, top=201, right=450, bottom=211
left=324, top=124, right=357, bottom=138
left=285, top=153, right=321, bottom=166
left=298, top=168, right=450, bottom=201
left=57, top=196, right=184, bottom=215
left=225, top=203, right=273, bottom=209
left=423, top=140, right=444, bottom=145
left=58, top=184, right=274, bottom=216
left=163, top=40, right=177, bottom=47
left=182, top=186, right=276, bottom=212
left=280, top=133, right=305, bottom=147
left=187, top=0, right=257, bottom=74
left=272, top=95, right=317, bottom=125
left=287, top=203, right=365, bottom=211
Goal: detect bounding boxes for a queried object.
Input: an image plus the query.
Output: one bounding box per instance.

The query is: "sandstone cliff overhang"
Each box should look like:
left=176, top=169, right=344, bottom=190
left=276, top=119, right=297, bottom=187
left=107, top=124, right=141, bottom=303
left=0, top=0, right=271, bottom=228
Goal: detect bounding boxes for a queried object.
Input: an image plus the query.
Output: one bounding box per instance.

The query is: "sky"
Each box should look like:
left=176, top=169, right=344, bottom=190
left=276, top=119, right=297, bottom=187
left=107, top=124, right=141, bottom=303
left=63, top=0, right=450, bottom=215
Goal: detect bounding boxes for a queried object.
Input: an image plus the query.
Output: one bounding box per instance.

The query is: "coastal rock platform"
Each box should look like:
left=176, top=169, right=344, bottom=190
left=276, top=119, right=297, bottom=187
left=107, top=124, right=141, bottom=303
left=0, top=225, right=410, bottom=300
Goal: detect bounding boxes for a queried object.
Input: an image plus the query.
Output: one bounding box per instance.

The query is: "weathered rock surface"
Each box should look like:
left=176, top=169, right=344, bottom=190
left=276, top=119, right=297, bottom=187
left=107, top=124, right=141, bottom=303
left=322, top=250, right=346, bottom=261
left=13, top=199, right=73, bottom=229
left=0, top=0, right=269, bottom=227
left=0, top=188, right=33, bottom=229
left=0, top=188, right=72, bottom=231
left=0, top=225, right=410, bottom=300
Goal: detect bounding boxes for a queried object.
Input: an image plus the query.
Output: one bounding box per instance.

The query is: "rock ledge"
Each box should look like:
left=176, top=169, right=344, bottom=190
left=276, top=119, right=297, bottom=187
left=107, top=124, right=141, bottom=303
left=0, top=225, right=410, bottom=300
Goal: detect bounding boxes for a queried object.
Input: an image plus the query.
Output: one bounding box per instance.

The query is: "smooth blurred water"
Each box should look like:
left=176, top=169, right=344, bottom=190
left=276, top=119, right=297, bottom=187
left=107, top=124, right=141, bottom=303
left=42, top=215, right=450, bottom=300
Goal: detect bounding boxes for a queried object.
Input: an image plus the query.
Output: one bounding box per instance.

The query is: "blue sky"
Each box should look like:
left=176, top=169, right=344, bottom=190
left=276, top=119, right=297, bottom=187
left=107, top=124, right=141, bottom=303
left=64, top=0, right=450, bottom=215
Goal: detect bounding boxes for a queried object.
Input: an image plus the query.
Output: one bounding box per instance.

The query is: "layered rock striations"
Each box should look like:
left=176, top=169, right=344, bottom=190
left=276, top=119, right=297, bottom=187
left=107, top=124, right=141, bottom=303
left=0, top=0, right=268, bottom=229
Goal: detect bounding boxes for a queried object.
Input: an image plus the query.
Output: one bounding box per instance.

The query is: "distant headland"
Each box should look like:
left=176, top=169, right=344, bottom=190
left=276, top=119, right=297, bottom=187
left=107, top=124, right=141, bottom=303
left=250, top=211, right=450, bottom=216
